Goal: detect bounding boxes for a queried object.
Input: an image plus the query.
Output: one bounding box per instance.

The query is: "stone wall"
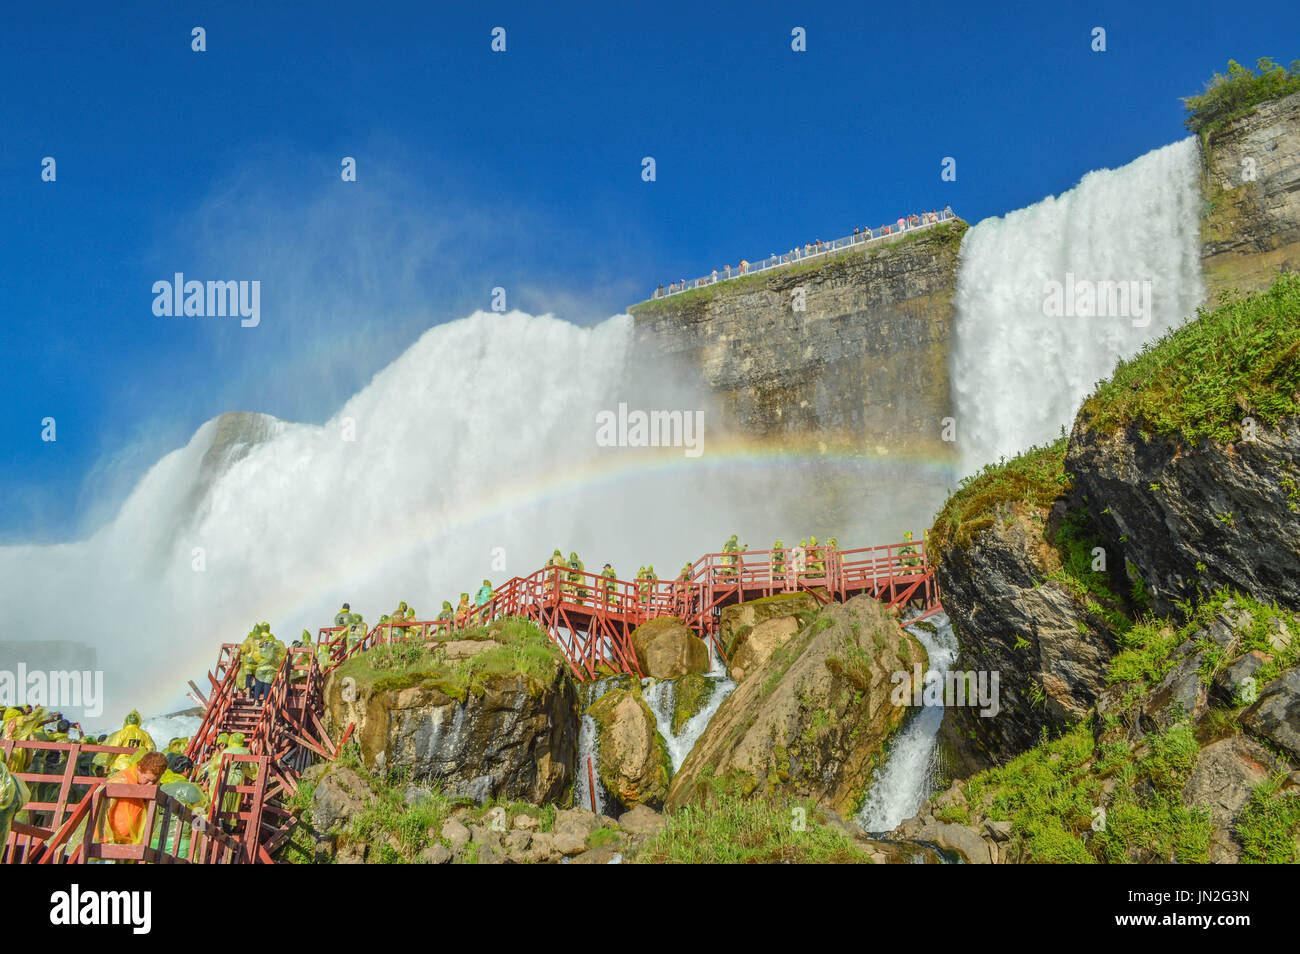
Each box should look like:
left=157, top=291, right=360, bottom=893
left=629, top=222, right=966, bottom=461
left=1199, top=90, right=1300, bottom=300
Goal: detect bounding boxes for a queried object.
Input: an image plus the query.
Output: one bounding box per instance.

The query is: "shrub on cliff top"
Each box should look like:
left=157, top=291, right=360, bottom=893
left=1082, top=272, right=1300, bottom=444
left=1182, top=57, right=1300, bottom=136
left=928, top=437, right=1070, bottom=563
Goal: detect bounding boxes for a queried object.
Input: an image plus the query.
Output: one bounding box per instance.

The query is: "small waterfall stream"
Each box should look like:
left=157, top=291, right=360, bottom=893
left=644, top=653, right=736, bottom=772
left=574, top=712, right=605, bottom=814
left=856, top=612, right=958, bottom=833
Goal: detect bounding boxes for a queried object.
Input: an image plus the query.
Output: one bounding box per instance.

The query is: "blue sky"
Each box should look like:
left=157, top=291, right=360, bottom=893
left=1, top=0, right=1293, bottom=540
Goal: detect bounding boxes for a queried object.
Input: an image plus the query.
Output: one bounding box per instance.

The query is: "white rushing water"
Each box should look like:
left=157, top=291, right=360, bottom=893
left=951, top=138, right=1206, bottom=476
left=856, top=612, right=958, bottom=832
left=574, top=712, right=605, bottom=814
left=644, top=652, right=737, bottom=772
left=5, top=138, right=1210, bottom=738
left=2, top=309, right=935, bottom=722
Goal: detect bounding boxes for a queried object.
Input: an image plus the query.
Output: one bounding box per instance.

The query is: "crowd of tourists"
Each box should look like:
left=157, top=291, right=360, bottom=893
left=652, top=206, right=955, bottom=298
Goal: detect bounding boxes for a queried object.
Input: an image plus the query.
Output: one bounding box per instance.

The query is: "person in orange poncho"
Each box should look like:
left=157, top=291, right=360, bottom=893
left=103, top=751, right=167, bottom=845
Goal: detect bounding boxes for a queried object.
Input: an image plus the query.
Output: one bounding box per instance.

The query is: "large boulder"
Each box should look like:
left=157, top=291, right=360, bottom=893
left=729, top=616, right=799, bottom=683
left=324, top=656, right=579, bottom=805
left=665, top=595, right=926, bottom=817
left=310, top=766, right=371, bottom=834
left=1068, top=414, right=1300, bottom=617
left=719, top=592, right=820, bottom=657
left=630, top=617, right=709, bottom=679
left=1183, top=734, right=1279, bottom=864
left=587, top=688, right=672, bottom=812
left=934, top=500, right=1119, bottom=777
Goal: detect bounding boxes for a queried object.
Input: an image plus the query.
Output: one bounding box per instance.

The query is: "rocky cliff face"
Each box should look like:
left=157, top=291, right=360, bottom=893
left=1199, top=90, right=1300, bottom=299
left=933, top=499, right=1119, bottom=778
left=324, top=654, right=579, bottom=805
left=899, top=599, right=1300, bottom=864
left=630, top=224, right=965, bottom=460
left=1068, top=414, right=1300, bottom=617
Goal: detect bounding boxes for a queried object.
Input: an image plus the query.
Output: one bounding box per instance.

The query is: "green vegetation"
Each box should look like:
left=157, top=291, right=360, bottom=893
left=1182, top=57, right=1300, bottom=136
left=1048, top=508, right=1131, bottom=632
left=333, top=616, right=564, bottom=702
left=1109, top=589, right=1300, bottom=694
left=1082, top=274, right=1300, bottom=444
left=285, top=739, right=561, bottom=864
left=1237, top=774, right=1300, bottom=863
left=670, top=673, right=716, bottom=734
left=323, top=741, right=458, bottom=864
left=635, top=793, right=872, bottom=863
left=1108, top=619, right=1184, bottom=689
left=929, top=437, right=1070, bottom=563
left=958, top=722, right=1212, bottom=863
left=586, top=827, right=622, bottom=850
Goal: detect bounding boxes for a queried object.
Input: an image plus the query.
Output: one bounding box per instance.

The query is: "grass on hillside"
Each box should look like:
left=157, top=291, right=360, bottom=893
left=1237, top=773, right=1300, bottom=863
left=954, top=721, right=1212, bottom=863
left=929, top=437, right=1070, bottom=561
left=634, top=792, right=872, bottom=864
left=280, top=739, right=560, bottom=864
left=1082, top=273, right=1300, bottom=444
left=1183, top=57, right=1300, bottom=136
left=333, top=616, right=564, bottom=701
left=1110, top=588, right=1300, bottom=696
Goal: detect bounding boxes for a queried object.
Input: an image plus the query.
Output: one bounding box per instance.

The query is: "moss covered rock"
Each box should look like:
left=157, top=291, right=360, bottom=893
left=587, top=688, right=672, bottom=812
left=630, top=617, right=709, bottom=679
left=670, top=673, right=716, bottom=735
left=666, top=595, right=926, bottom=817
left=323, top=618, right=579, bottom=805
left=719, top=592, right=820, bottom=659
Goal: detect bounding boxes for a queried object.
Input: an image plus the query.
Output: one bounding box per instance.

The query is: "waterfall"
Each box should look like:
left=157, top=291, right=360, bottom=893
left=645, top=653, right=736, bottom=773
left=856, top=613, right=958, bottom=832
left=951, top=138, right=1206, bottom=476
left=574, top=712, right=605, bottom=814
left=2, top=308, right=930, bottom=725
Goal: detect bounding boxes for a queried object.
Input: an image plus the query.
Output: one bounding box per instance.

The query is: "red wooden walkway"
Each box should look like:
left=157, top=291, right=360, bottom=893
left=4, top=537, right=938, bottom=865
left=318, top=539, right=941, bottom=682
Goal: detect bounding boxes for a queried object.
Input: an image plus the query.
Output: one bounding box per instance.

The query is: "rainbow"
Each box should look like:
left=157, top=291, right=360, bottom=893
left=141, top=434, right=956, bottom=719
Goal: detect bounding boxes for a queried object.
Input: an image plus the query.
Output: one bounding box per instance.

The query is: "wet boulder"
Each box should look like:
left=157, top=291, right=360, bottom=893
left=630, top=617, right=710, bottom=679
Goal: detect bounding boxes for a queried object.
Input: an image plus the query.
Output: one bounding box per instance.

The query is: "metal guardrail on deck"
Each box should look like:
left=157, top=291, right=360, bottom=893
left=648, top=209, right=958, bottom=300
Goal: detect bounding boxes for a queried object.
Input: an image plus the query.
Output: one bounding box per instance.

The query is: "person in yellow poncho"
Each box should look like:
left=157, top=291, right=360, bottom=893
left=238, top=626, right=261, bottom=692
left=204, top=733, right=257, bottom=832
left=250, top=631, right=284, bottom=704
left=1, top=706, right=48, bottom=774
left=95, top=709, right=157, bottom=775
left=0, top=753, right=31, bottom=850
